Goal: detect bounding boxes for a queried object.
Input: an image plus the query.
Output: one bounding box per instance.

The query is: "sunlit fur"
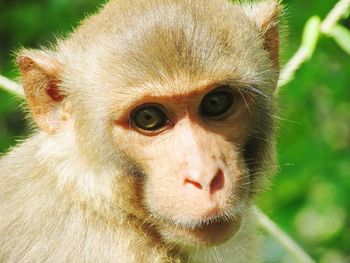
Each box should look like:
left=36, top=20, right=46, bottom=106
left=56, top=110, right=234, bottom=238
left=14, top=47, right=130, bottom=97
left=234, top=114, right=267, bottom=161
left=0, top=0, right=280, bottom=262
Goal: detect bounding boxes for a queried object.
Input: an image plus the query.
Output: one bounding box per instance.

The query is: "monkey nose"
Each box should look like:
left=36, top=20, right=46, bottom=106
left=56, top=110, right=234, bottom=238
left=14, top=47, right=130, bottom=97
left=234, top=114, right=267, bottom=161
left=184, top=169, right=225, bottom=195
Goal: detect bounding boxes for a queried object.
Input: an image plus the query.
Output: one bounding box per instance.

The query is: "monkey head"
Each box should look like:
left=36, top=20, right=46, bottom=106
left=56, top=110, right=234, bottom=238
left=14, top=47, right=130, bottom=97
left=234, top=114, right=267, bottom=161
left=17, top=0, right=280, bottom=248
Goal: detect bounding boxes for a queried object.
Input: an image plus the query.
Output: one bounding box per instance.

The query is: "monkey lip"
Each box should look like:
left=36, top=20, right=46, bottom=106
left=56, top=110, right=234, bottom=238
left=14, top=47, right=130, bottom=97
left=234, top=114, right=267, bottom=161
left=179, top=210, right=230, bottom=229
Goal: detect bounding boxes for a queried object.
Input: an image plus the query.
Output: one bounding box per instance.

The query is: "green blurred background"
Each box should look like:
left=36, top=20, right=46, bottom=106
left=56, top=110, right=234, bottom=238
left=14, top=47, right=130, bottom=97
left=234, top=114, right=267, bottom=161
left=0, top=0, right=349, bottom=262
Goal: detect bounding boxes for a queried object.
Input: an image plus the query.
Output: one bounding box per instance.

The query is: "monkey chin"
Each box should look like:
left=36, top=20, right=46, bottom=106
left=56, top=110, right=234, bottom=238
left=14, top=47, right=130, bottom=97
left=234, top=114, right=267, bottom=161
left=160, top=215, right=242, bottom=247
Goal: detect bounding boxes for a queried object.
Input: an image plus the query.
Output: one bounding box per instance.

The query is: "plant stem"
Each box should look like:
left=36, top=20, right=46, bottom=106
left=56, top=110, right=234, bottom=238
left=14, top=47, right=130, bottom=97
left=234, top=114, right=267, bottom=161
left=0, top=75, right=24, bottom=97
left=254, top=206, right=316, bottom=263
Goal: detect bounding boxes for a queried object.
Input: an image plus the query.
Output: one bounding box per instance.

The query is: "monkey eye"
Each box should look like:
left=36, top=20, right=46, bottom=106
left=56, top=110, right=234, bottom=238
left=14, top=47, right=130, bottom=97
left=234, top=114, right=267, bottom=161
left=131, top=104, right=169, bottom=131
left=200, top=87, right=235, bottom=118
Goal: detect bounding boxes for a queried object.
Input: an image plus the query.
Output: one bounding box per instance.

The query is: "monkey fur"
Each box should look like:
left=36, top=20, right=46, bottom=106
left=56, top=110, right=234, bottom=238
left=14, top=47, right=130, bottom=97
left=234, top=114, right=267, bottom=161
left=0, top=0, right=281, bottom=262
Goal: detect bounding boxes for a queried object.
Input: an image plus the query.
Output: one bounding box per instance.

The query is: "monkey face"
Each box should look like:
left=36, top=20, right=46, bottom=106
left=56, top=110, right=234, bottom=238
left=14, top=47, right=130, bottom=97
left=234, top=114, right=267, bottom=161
left=111, top=83, right=260, bottom=246
left=36, top=0, right=278, bottom=249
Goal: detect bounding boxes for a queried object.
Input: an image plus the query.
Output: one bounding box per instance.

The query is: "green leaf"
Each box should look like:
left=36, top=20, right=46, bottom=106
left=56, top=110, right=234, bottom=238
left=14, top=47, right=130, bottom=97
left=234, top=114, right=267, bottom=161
left=330, top=25, right=350, bottom=56
left=301, top=16, right=321, bottom=59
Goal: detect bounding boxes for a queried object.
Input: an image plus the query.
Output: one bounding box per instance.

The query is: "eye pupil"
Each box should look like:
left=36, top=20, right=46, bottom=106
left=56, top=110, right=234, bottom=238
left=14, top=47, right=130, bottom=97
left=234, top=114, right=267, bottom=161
left=200, top=87, right=234, bottom=118
left=144, top=113, right=152, bottom=121
left=210, top=98, right=218, bottom=106
left=131, top=105, right=168, bottom=131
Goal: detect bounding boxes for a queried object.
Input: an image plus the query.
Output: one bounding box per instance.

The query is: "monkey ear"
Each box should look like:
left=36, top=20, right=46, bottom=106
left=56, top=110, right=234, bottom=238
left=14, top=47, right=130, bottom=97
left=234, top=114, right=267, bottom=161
left=242, top=0, right=281, bottom=69
left=17, top=50, right=67, bottom=134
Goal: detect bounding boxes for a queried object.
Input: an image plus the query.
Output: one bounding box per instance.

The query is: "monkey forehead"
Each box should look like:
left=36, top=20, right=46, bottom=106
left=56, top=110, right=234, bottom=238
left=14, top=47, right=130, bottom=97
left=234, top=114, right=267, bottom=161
left=118, top=6, right=271, bottom=84
left=60, top=0, right=277, bottom=97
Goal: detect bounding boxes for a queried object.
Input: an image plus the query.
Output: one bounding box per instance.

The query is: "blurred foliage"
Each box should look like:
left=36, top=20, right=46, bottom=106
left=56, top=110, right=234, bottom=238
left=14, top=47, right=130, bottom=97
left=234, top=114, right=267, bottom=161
left=0, top=0, right=349, bottom=262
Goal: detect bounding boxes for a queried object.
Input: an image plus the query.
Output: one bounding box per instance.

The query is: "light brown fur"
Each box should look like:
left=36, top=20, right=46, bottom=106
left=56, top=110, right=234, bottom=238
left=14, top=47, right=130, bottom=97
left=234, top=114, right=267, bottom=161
left=0, top=0, right=281, bottom=262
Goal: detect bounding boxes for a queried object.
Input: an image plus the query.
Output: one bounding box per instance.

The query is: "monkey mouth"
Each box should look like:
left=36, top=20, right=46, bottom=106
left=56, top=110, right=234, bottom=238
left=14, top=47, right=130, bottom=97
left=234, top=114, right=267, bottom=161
left=173, top=200, right=246, bottom=230
left=159, top=212, right=242, bottom=246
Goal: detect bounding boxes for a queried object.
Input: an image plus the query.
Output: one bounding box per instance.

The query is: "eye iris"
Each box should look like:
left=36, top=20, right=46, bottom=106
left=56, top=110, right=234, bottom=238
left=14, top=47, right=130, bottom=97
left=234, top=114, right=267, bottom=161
left=133, top=106, right=167, bottom=131
left=201, top=90, right=234, bottom=117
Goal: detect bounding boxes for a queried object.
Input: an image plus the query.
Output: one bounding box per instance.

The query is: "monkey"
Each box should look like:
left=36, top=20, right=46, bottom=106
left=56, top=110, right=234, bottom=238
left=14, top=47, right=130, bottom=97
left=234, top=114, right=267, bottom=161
left=0, top=0, right=281, bottom=262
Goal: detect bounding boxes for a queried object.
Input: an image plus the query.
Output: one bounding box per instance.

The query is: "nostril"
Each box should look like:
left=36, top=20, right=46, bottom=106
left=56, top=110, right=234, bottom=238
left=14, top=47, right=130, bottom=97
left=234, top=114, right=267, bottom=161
left=184, top=178, right=203, bottom=190
left=210, top=169, right=225, bottom=195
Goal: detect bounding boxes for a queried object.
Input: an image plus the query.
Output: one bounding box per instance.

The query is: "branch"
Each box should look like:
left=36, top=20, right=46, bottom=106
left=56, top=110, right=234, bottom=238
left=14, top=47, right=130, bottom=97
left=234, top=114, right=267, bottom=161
left=275, top=0, right=350, bottom=94
left=253, top=206, right=316, bottom=263
left=321, top=0, right=350, bottom=34
left=276, top=16, right=321, bottom=91
left=0, top=75, right=24, bottom=97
